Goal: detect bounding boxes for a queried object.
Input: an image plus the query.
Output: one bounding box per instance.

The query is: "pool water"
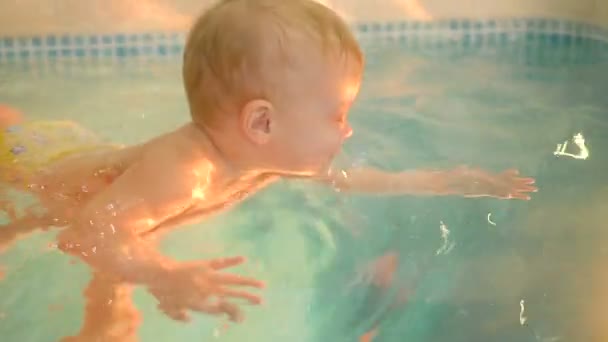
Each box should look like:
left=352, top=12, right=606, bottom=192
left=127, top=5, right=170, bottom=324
left=1, top=37, right=608, bottom=342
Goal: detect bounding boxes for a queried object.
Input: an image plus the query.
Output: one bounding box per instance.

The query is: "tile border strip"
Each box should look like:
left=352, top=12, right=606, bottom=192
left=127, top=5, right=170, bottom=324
left=0, top=18, right=606, bottom=63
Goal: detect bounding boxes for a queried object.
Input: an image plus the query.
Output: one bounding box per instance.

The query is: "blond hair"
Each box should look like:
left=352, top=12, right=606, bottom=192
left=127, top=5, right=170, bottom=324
left=182, top=0, right=363, bottom=126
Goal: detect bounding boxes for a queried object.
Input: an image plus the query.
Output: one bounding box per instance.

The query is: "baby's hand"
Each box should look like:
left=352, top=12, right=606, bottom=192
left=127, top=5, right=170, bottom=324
left=147, top=256, right=264, bottom=323
left=447, top=166, right=537, bottom=200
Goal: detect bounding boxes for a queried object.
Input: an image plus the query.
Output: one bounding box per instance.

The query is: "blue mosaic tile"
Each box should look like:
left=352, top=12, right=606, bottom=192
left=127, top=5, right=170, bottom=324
left=60, top=35, right=71, bottom=46
left=0, top=18, right=605, bottom=66
left=2, top=37, right=14, bottom=48
left=73, top=35, right=85, bottom=46
left=101, top=35, right=112, bottom=45
left=115, top=34, right=126, bottom=44
left=32, top=36, right=42, bottom=47
left=45, top=36, right=57, bottom=47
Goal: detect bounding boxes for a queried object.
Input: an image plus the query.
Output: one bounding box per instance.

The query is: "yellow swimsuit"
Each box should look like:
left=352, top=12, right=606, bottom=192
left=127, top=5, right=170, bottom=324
left=0, top=120, right=119, bottom=183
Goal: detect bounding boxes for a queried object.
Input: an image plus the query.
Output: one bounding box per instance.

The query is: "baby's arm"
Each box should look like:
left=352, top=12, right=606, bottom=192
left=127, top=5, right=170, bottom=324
left=319, top=165, right=537, bottom=200
left=57, top=157, right=194, bottom=284
left=58, top=151, right=263, bottom=321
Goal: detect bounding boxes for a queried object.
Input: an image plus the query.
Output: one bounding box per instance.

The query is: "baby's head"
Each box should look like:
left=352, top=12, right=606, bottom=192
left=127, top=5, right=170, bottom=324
left=183, top=0, right=363, bottom=175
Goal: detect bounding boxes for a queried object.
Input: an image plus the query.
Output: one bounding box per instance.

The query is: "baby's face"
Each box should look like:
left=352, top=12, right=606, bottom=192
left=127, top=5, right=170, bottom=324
left=271, top=52, right=361, bottom=175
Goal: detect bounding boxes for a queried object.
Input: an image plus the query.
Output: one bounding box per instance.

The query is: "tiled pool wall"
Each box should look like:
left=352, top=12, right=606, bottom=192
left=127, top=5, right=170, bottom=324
left=0, top=0, right=607, bottom=68
left=0, top=19, right=607, bottom=65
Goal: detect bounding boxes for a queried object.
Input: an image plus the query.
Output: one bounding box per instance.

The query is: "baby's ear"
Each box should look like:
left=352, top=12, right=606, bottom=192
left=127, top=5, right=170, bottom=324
left=240, top=99, right=273, bottom=144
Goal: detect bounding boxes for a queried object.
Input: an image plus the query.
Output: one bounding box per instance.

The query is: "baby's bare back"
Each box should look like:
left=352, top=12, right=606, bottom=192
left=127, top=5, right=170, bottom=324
left=30, top=125, right=278, bottom=235
left=0, top=143, right=143, bottom=250
left=27, top=145, right=143, bottom=222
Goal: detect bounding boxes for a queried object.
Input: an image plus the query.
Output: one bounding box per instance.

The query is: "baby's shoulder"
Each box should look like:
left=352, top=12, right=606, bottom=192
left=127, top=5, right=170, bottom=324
left=138, top=132, right=218, bottom=179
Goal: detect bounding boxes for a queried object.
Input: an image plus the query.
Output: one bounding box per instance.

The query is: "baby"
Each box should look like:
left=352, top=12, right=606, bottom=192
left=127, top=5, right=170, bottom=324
left=0, top=0, right=537, bottom=339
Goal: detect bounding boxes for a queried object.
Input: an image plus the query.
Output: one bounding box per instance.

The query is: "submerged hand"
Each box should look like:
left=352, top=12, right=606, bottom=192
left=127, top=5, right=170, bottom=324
left=147, top=256, right=265, bottom=323
left=447, top=166, right=537, bottom=200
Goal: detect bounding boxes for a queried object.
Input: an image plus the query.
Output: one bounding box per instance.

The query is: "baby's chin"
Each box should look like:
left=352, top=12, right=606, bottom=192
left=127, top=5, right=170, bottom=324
left=288, top=162, right=332, bottom=178
left=280, top=153, right=336, bottom=177
left=316, top=157, right=337, bottom=175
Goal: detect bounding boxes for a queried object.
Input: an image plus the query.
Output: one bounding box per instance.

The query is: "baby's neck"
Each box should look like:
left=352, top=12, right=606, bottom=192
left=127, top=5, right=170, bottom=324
left=183, top=122, right=268, bottom=180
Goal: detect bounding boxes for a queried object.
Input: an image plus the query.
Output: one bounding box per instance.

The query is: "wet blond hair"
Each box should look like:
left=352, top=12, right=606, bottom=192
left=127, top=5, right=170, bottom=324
left=182, top=0, right=363, bottom=126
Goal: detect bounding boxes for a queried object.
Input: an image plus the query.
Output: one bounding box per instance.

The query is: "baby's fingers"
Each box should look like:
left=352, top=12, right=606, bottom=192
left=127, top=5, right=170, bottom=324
left=509, top=192, right=531, bottom=200
left=211, top=272, right=265, bottom=288
left=158, top=302, right=191, bottom=322
left=219, top=287, right=263, bottom=304
left=516, top=176, right=536, bottom=185
left=517, top=184, right=538, bottom=193
left=199, top=300, right=244, bottom=323
left=206, top=256, right=247, bottom=270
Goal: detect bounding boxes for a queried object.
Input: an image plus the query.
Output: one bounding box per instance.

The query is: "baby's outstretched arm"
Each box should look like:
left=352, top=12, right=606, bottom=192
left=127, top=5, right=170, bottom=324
left=58, top=152, right=264, bottom=322
left=320, top=165, right=537, bottom=200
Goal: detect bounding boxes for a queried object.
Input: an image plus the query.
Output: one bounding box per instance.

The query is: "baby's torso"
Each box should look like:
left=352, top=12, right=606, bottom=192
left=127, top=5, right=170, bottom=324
left=29, top=145, right=143, bottom=223
left=148, top=172, right=279, bottom=235
left=39, top=128, right=279, bottom=234
left=0, top=120, right=134, bottom=220
left=11, top=122, right=282, bottom=235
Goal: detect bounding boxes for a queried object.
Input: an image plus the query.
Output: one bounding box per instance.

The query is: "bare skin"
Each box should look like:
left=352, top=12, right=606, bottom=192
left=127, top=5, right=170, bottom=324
left=60, top=272, right=140, bottom=342
left=0, top=13, right=537, bottom=339
left=1, top=124, right=272, bottom=338
left=1, top=116, right=536, bottom=340
left=358, top=252, right=401, bottom=342
left=356, top=251, right=429, bottom=342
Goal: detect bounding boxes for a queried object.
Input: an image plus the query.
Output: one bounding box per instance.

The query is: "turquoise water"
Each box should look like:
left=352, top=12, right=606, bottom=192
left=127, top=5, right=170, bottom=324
left=1, top=38, right=608, bottom=342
